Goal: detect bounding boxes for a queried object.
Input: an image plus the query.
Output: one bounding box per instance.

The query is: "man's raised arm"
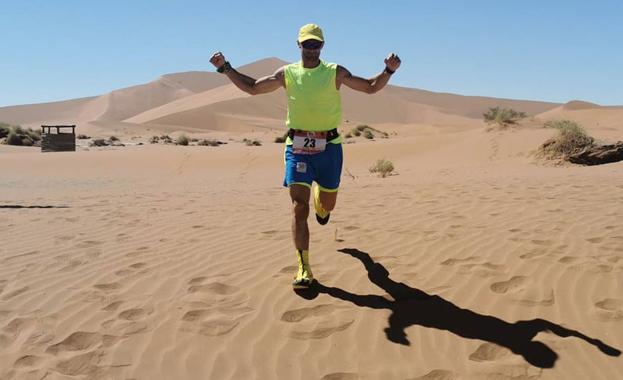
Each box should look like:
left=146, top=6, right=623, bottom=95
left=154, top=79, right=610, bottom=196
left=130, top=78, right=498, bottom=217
left=209, top=52, right=285, bottom=95
left=338, top=53, right=401, bottom=94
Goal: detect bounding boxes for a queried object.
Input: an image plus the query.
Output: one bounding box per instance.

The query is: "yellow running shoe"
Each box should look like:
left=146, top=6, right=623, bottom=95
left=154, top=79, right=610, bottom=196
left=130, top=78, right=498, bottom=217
left=292, top=249, right=314, bottom=288
left=313, top=185, right=330, bottom=225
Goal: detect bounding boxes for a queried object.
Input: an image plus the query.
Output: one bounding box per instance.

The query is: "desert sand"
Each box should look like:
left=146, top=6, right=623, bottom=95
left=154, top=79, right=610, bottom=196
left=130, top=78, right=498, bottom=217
left=1, top=58, right=622, bottom=380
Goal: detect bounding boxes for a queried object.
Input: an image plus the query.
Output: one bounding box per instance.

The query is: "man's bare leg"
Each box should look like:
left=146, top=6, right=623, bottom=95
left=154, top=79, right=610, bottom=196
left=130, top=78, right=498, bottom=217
left=290, top=184, right=314, bottom=288
left=290, top=184, right=310, bottom=250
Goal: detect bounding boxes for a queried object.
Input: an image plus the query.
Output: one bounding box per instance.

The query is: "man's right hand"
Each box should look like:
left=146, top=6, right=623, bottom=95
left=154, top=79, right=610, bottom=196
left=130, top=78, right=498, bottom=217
left=210, top=52, right=226, bottom=69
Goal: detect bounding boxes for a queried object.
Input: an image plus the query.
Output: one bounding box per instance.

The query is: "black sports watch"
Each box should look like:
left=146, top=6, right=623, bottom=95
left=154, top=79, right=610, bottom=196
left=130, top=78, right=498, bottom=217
left=384, top=66, right=395, bottom=75
left=217, top=61, right=233, bottom=74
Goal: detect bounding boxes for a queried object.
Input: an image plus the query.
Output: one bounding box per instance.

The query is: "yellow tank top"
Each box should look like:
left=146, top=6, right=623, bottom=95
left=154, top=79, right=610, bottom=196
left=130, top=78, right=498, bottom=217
left=284, top=60, right=342, bottom=143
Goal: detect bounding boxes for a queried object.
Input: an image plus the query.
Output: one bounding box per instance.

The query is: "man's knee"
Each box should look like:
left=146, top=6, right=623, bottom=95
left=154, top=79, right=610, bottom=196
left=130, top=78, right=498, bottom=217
left=293, top=200, right=309, bottom=221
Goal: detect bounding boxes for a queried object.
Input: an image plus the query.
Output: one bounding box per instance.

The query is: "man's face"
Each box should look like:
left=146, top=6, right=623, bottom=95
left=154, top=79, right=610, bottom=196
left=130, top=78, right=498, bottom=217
left=299, top=39, right=323, bottom=60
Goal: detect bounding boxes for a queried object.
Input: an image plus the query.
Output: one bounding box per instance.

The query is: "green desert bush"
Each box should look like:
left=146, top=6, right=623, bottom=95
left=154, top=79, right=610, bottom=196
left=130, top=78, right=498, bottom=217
left=369, top=158, right=394, bottom=178
left=349, top=124, right=388, bottom=139
left=6, top=130, right=22, bottom=145
left=1, top=123, right=41, bottom=146
left=539, top=120, right=594, bottom=159
left=0, top=123, right=10, bottom=138
left=483, top=107, right=527, bottom=126
left=176, top=134, right=189, bottom=146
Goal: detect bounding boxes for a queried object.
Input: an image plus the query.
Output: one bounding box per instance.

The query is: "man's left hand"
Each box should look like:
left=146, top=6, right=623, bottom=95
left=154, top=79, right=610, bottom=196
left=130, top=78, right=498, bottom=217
left=385, top=53, right=401, bottom=72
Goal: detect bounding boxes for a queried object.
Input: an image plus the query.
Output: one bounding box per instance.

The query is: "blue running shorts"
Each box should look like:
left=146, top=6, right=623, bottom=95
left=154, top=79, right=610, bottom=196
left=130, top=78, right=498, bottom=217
left=283, top=143, right=343, bottom=191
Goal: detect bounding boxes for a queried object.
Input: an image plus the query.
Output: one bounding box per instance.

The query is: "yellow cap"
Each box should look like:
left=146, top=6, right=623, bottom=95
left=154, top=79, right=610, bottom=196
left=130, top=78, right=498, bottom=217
left=298, top=23, right=324, bottom=43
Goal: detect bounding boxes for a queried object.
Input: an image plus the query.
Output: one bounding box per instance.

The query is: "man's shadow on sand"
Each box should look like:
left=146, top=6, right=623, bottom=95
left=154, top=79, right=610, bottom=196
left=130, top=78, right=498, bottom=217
left=294, top=248, right=621, bottom=368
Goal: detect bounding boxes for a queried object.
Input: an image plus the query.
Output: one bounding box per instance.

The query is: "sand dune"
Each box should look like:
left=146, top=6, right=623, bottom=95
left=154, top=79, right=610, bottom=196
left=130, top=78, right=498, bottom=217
left=1, top=57, right=561, bottom=135
left=1, top=55, right=622, bottom=380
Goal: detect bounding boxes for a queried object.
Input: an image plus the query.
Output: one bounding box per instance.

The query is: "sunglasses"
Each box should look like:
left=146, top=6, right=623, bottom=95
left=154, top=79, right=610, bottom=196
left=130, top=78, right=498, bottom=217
left=301, top=39, right=323, bottom=50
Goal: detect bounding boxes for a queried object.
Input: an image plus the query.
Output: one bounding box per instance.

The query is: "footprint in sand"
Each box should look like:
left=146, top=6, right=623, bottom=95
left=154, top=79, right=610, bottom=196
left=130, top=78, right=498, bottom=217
left=75, top=240, right=103, bottom=249
left=441, top=256, right=478, bottom=266
left=290, top=320, right=354, bottom=340
left=569, top=262, right=613, bottom=274
left=559, top=256, right=579, bottom=264
left=531, top=239, right=553, bottom=246
left=180, top=277, right=251, bottom=336
left=197, top=318, right=240, bottom=336
left=519, top=249, right=548, bottom=260
left=54, top=351, right=104, bottom=377
left=46, top=331, right=102, bottom=354
left=321, top=373, right=361, bottom=380
left=586, top=237, right=605, bottom=244
left=281, top=304, right=339, bottom=323
left=594, top=299, right=623, bottom=321
left=14, top=355, right=43, bottom=368
left=118, top=308, right=149, bottom=321
left=468, top=342, right=512, bottom=362
left=1, top=286, right=29, bottom=301
left=188, top=282, right=238, bottom=295
left=102, top=301, right=123, bottom=312
left=409, top=369, right=456, bottom=380
left=490, top=276, right=527, bottom=294
left=93, top=282, right=122, bottom=292
left=180, top=310, right=242, bottom=336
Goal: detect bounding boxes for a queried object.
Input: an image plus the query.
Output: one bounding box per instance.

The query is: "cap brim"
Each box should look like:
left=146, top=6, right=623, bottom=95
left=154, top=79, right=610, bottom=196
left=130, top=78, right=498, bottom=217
left=298, top=35, right=324, bottom=43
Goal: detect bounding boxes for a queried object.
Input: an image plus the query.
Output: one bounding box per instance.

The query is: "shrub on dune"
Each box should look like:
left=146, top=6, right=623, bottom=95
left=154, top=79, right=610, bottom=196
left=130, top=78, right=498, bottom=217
left=539, top=120, right=594, bottom=159
left=176, top=134, right=189, bottom=146
left=483, top=107, right=527, bottom=126
left=369, top=158, right=394, bottom=178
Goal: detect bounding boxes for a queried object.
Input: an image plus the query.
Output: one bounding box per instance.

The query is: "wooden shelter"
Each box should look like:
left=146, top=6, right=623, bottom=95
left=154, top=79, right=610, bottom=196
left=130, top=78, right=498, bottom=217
left=41, top=125, right=76, bottom=152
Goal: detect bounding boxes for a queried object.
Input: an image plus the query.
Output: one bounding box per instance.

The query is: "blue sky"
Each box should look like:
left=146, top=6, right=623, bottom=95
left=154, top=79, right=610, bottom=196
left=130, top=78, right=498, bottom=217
left=1, top=0, right=622, bottom=107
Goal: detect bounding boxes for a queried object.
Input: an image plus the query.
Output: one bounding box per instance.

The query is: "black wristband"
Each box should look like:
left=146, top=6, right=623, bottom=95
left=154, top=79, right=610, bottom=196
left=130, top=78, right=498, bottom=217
left=384, top=66, right=395, bottom=75
left=217, top=61, right=232, bottom=74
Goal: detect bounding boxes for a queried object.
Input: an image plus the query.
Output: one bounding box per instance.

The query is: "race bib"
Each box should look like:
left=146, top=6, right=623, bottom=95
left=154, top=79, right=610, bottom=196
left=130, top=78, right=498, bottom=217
left=291, top=131, right=327, bottom=155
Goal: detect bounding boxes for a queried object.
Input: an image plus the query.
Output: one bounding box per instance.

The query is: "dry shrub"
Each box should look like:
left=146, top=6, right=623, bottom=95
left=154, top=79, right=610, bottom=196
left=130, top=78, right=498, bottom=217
left=538, top=120, right=594, bottom=160
left=483, top=107, right=527, bottom=126
left=369, top=158, right=394, bottom=178
left=176, top=134, right=189, bottom=146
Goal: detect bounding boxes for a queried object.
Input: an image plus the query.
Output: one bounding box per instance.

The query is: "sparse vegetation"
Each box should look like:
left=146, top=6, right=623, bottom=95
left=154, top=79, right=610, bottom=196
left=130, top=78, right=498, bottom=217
left=197, top=139, right=223, bottom=147
left=90, top=139, right=109, bottom=147
left=369, top=158, right=395, bottom=178
left=77, top=134, right=91, bottom=139
left=483, top=107, right=527, bottom=126
left=538, top=120, right=595, bottom=160
left=176, top=134, right=189, bottom=146
left=243, top=138, right=262, bottom=146
left=346, top=124, right=388, bottom=140
left=149, top=136, right=160, bottom=144
left=109, top=135, right=119, bottom=142
left=0, top=122, right=41, bottom=146
left=0, top=123, right=10, bottom=139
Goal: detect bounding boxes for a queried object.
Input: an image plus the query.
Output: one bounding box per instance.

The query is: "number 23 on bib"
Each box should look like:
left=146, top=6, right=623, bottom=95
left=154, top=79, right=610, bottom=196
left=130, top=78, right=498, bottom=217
left=292, top=131, right=328, bottom=155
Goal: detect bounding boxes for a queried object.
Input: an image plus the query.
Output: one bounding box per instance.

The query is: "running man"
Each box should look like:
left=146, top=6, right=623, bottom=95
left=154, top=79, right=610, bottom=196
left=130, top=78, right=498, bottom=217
left=210, top=23, right=401, bottom=288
